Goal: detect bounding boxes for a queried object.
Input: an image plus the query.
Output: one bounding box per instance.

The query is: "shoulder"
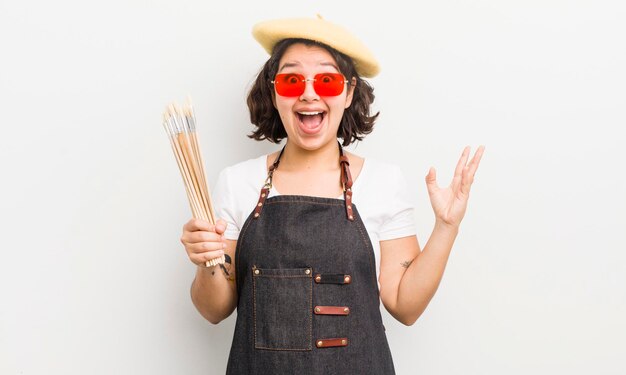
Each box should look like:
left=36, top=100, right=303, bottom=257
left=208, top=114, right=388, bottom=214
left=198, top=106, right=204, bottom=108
left=363, top=157, right=401, bottom=173
left=353, top=156, right=411, bottom=208
left=360, top=157, right=406, bottom=186
left=352, top=156, right=416, bottom=240
left=213, top=154, right=268, bottom=202
left=219, top=154, right=267, bottom=180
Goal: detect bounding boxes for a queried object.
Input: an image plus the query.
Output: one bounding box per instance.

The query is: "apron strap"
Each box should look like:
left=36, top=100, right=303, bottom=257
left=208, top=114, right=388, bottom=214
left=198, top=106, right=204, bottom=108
left=339, top=145, right=355, bottom=221
left=253, top=146, right=284, bottom=219
left=254, top=141, right=354, bottom=221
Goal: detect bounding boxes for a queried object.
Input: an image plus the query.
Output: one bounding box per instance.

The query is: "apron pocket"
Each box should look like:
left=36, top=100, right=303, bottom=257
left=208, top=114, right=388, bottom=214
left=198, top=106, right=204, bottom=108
left=252, top=267, right=312, bottom=351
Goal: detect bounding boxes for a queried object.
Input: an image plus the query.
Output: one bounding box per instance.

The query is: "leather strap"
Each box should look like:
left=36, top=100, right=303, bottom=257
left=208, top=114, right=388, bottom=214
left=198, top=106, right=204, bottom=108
left=316, top=338, right=348, bottom=348
left=314, top=306, right=350, bottom=315
left=339, top=146, right=354, bottom=221
left=339, top=155, right=353, bottom=190
left=314, top=273, right=351, bottom=284
left=253, top=147, right=284, bottom=219
left=252, top=187, right=269, bottom=219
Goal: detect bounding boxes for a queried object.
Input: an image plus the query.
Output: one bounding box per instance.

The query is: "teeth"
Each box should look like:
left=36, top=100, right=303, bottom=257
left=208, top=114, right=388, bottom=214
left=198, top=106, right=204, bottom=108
left=297, top=111, right=323, bottom=116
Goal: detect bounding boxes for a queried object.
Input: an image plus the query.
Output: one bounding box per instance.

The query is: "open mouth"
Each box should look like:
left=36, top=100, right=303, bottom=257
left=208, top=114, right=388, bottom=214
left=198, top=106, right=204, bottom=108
left=296, top=111, right=327, bottom=134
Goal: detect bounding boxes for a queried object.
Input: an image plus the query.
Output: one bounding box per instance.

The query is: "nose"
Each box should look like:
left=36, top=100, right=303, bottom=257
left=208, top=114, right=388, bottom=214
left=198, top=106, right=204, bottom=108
left=299, top=78, right=319, bottom=102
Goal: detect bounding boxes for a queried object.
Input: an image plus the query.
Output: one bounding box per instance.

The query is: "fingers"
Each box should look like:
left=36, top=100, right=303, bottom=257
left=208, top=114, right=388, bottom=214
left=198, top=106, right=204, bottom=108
left=451, top=146, right=470, bottom=192
left=467, top=145, right=485, bottom=176
left=453, top=146, right=471, bottom=178
left=184, top=240, right=227, bottom=266
left=188, top=241, right=227, bottom=253
left=459, top=145, right=485, bottom=196
left=189, top=249, right=225, bottom=266
left=183, top=218, right=228, bottom=234
left=183, top=218, right=212, bottom=232
left=459, top=164, right=473, bottom=196
left=181, top=218, right=228, bottom=267
left=182, top=230, right=223, bottom=244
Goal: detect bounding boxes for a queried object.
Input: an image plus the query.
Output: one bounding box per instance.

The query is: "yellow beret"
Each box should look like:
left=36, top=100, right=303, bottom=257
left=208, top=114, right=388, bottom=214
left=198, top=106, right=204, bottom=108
left=252, top=14, right=380, bottom=78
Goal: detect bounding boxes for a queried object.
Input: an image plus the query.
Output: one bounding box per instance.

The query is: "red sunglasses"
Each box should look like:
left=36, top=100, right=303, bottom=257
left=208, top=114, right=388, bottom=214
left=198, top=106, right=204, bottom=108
left=272, top=72, right=349, bottom=97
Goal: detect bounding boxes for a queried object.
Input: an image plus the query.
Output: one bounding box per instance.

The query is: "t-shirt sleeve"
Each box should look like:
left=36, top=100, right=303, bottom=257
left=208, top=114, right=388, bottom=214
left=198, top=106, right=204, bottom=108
left=377, top=165, right=417, bottom=241
left=212, top=167, right=241, bottom=240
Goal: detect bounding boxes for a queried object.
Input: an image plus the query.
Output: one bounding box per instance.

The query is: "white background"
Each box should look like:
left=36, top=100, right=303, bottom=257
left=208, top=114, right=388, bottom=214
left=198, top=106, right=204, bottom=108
left=1, top=0, right=625, bottom=374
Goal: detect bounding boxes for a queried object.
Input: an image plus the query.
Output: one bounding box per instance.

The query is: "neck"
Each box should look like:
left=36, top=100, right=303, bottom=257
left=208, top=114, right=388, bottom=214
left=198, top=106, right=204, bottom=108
left=280, top=140, right=341, bottom=171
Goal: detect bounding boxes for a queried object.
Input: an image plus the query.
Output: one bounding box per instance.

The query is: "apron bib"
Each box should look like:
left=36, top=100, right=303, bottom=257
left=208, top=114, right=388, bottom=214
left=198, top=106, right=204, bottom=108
left=226, top=142, right=395, bottom=374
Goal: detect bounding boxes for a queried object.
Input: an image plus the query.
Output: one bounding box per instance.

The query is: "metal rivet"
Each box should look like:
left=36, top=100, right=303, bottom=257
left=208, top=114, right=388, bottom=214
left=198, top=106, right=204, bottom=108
left=261, top=193, right=266, bottom=198
left=344, top=307, right=349, bottom=313
left=317, top=340, right=323, bottom=347
left=254, top=269, right=260, bottom=275
left=348, top=215, right=354, bottom=220
left=341, top=339, right=347, bottom=345
left=254, top=213, right=260, bottom=218
left=344, top=275, right=351, bottom=283
left=257, top=202, right=263, bottom=207
left=315, top=275, right=321, bottom=283
left=304, top=269, right=311, bottom=275
left=315, top=307, right=320, bottom=313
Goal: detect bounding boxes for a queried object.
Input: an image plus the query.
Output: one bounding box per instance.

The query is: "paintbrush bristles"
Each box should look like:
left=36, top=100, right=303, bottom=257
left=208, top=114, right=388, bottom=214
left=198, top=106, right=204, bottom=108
left=205, top=254, right=226, bottom=268
left=163, top=98, right=223, bottom=267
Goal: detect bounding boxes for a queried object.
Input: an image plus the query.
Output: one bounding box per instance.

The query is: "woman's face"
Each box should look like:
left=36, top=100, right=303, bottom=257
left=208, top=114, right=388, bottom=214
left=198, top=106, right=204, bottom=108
left=273, top=43, right=355, bottom=152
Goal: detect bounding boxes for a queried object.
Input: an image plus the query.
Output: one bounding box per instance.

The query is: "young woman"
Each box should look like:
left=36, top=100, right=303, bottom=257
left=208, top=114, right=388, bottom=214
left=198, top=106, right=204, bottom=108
left=180, top=15, right=484, bottom=374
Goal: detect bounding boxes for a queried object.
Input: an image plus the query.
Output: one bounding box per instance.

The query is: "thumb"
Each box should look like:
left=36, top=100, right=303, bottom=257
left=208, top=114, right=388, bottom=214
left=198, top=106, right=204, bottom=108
left=215, top=219, right=227, bottom=235
left=425, top=167, right=438, bottom=192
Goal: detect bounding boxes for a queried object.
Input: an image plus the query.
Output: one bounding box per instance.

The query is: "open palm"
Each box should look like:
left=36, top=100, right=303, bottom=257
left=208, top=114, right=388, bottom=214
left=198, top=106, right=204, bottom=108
left=426, top=146, right=485, bottom=227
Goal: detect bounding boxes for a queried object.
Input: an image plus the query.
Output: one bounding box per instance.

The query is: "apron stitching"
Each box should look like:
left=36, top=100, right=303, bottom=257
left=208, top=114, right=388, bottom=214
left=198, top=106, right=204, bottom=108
left=352, top=207, right=380, bottom=292
left=236, top=211, right=256, bottom=294
left=253, top=268, right=257, bottom=347
left=308, top=275, right=312, bottom=350
left=252, top=269, right=313, bottom=351
left=265, top=200, right=344, bottom=207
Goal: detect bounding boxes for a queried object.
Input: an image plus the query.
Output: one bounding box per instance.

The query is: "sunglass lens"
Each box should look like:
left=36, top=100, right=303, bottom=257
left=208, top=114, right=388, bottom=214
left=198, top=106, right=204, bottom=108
left=314, top=73, right=345, bottom=96
left=274, top=73, right=305, bottom=97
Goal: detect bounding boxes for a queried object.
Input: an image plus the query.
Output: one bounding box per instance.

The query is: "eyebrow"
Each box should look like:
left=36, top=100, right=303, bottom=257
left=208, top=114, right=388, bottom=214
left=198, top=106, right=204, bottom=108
left=278, top=61, right=340, bottom=73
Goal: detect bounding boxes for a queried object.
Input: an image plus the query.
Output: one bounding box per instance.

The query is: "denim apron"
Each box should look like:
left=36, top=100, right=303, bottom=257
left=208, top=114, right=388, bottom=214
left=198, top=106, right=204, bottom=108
left=226, top=143, right=395, bottom=374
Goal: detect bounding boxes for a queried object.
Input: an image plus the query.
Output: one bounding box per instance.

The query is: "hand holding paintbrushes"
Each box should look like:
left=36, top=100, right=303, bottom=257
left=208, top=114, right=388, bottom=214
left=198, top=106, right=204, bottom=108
left=163, top=98, right=225, bottom=268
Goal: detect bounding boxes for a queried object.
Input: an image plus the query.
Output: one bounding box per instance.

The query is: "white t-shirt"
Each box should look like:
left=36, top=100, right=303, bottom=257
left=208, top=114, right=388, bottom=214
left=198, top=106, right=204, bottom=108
left=212, top=154, right=417, bottom=278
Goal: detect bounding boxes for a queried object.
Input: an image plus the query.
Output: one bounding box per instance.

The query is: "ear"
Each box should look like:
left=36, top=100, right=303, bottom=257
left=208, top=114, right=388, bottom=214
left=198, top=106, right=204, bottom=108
left=344, top=77, right=357, bottom=109
left=271, top=90, right=277, bottom=109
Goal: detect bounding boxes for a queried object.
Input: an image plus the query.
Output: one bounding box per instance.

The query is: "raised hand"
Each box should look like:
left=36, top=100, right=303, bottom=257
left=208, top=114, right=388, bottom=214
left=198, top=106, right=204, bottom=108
left=425, top=146, right=485, bottom=227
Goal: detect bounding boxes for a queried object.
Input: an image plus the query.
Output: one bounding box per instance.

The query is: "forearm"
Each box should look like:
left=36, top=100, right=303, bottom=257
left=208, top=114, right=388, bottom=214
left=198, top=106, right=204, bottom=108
left=395, top=221, right=459, bottom=325
left=191, top=266, right=237, bottom=324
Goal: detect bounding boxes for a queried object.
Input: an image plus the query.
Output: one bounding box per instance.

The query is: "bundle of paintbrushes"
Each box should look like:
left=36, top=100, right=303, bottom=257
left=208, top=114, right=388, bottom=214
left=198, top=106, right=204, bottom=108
left=162, top=98, right=224, bottom=267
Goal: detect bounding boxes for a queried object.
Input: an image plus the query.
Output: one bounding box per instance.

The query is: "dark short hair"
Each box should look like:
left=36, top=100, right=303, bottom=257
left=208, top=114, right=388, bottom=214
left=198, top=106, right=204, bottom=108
left=246, top=38, right=379, bottom=146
